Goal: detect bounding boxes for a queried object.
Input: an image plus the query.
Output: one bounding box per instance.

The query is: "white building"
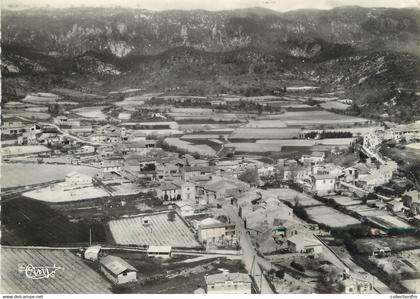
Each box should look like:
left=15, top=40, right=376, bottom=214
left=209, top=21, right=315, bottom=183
left=147, top=246, right=172, bottom=259
left=100, top=255, right=137, bottom=285
left=198, top=218, right=236, bottom=243
left=300, top=152, right=325, bottom=165
left=75, top=145, right=95, bottom=155
left=64, top=172, right=93, bottom=188
left=287, top=234, right=323, bottom=255
left=311, top=174, right=336, bottom=195
left=205, top=272, right=252, bottom=294
left=84, top=245, right=101, bottom=261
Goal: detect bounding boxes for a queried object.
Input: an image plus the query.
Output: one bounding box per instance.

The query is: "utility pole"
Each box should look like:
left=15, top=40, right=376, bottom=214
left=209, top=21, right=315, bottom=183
left=89, top=227, right=92, bottom=247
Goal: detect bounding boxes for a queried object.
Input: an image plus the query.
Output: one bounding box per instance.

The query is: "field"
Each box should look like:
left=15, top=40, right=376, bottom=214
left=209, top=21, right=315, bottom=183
left=52, top=88, right=106, bottom=100
left=72, top=106, right=108, bottom=120
left=245, top=120, right=287, bottom=128
left=109, top=253, right=245, bottom=294
left=406, top=143, right=420, bottom=150
left=353, top=236, right=420, bottom=254
left=23, top=186, right=109, bottom=203
left=164, top=137, right=216, bottom=156
left=305, top=206, right=361, bottom=227
left=230, top=128, right=301, bottom=139
left=1, top=163, right=100, bottom=188
left=2, top=145, right=51, bottom=157
left=1, top=196, right=106, bottom=246
left=3, top=110, right=51, bottom=119
left=302, top=126, right=383, bottom=136
left=263, top=111, right=369, bottom=126
left=273, top=188, right=322, bottom=207
left=226, top=142, right=282, bottom=153
left=108, top=211, right=201, bottom=248
left=320, top=101, right=350, bottom=110
left=1, top=247, right=111, bottom=294
left=21, top=92, right=61, bottom=104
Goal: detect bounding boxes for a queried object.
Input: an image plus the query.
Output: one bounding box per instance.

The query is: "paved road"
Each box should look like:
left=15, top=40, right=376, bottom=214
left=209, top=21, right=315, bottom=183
left=223, top=203, right=276, bottom=293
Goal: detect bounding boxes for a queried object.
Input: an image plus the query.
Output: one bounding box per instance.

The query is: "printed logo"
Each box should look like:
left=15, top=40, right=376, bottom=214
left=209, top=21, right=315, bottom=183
left=18, top=263, right=63, bottom=279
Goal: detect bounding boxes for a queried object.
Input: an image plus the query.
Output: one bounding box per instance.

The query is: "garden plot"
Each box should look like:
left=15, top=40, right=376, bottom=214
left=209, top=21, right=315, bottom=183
left=1, top=163, right=99, bottom=188
left=108, top=211, right=200, bottom=248
left=266, top=188, right=322, bottom=207
left=305, top=206, right=361, bottom=227
left=346, top=205, right=389, bottom=217
left=354, top=236, right=420, bottom=254
left=328, top=195, right=362, bottom=206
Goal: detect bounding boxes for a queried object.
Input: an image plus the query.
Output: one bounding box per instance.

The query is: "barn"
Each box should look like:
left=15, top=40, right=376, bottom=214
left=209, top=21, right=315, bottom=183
left=100, top=255, right=137, bottom=285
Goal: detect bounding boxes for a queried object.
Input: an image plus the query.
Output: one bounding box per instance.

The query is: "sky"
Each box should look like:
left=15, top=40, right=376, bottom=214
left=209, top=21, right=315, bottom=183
left=2, top=0, right=420, bottom=11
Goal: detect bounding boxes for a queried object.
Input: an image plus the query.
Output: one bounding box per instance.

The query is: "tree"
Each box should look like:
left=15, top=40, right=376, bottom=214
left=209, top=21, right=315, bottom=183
left=167, top=211, right=176, bottom=222
left=238, top=167, right=259, bottom=186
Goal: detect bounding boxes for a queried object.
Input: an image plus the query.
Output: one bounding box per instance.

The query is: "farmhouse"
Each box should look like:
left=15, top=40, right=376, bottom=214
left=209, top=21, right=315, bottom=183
left=287, top=234, right=323, bottom=255
left=198, top=218, right=236, bottom=243
left=183, top=165, right=216, bottom=180
left=205, top=272, right=252, bottom=294
left=402, top=190, right=420, bottom=215
left=386, top=199, right=404, bottom=213
left=300, top=151, right=325, bottom=165
left=157, top=181, right=196, bottom=201
left=311, top=174, right=336, bottom=195
left=2, top=120, right=26, bottom=135
left=64, top=172, right=93, bottom=188
left=75, top=145, right=95, bottom=155
left=100, top=255, right=137, bottom=285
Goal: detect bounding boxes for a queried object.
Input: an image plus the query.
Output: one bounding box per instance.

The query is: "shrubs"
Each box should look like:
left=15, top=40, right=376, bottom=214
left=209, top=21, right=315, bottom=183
left=290, top=261, right=305, bottom=272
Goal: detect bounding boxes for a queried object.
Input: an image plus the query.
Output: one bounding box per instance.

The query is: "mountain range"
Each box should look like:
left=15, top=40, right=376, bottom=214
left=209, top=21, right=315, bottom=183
left=2, top=6, right=420, bottom=121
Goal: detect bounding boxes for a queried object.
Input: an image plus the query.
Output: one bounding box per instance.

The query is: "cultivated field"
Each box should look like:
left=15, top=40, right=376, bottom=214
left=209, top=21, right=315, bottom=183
left=108, top=211, right=201, bottom=248
left=72, top=106, right=108, bottom=120
left=1, top=248, right=111, bottom=294
left=354, top=236, right=420, bottom=254
left=305, top=206, right=361, bottom=227
left=245, top=120, right=287, bottom=128
left=320, top=101, right=350, bottom=110
left=225, top=142, right=282, bottom=152
left=2, top=145, right=51, bottom=156
left=406, top=143, right=420, bottom=150
left=1, top=163, right=100, bottom=188
left=23, top=186, right=109, bottom=203
left=263, top=111, right=369, bottom=126
left=3, top=110, right=51, bottom=120
left=165, top=137, right=216, bottom=156
left=230, top=128, right=301, bottom=139
left=273, top=189, right=322, bottom=207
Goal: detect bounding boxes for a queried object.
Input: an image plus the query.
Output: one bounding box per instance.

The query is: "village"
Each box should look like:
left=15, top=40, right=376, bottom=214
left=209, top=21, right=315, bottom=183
left=2, top=90, right=420, bottom=294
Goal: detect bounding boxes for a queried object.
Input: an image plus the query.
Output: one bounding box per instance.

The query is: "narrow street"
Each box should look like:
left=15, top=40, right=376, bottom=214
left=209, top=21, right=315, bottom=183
left=223, top=202, right=276, bottom=293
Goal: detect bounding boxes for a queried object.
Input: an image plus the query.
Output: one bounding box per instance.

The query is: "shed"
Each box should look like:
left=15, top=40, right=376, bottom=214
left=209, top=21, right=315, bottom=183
left=147, top=245, right=172, bottom=258
left=84, top=245, right=101, bottom=261
left=100, top=255, right=137, bottom=285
